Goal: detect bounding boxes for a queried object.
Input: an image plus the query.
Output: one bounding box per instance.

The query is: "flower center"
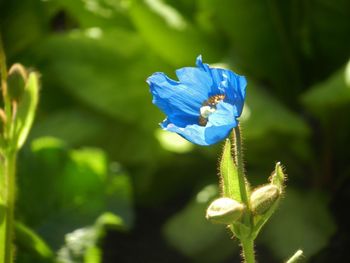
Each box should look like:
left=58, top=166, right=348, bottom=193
left=199, top=94, right=225, bottom=126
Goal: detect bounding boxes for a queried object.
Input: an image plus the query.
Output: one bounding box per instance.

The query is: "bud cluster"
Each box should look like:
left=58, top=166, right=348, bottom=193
left=206, top=160, right=286, bottom=240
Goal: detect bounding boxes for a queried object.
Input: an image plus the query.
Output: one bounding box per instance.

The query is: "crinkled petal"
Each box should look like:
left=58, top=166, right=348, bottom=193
left=147, top=72, right=205, bottom=127
left=196, top=55, right=247, bottom=114
left=163, top=122, right=208, bottom=145
left=219, top=70, right=246, bottom=116
left=207, top=101, right=237, bottom=126
left=162, top=102, right=238, bottom=146
left=162, top=122, right=235, bottom=146
left=175, top=67, right=212, bottom=96
left=206, top=68, right=246, bottom=116
left=148, top=56, right=247, bottom=146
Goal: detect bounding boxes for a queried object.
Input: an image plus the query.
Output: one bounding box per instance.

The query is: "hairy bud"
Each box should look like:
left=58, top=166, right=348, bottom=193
left=206, top=197, right=245, bottom=224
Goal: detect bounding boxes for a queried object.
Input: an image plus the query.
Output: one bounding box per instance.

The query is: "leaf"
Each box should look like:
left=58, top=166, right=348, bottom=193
left=127, top=0, right=222, bottom=66
left=16, top=137, right=134, bottom=249
left=242, top=84, right=310, bottom=140
left=259, top=189, right=335, bottom=259
left=219, top=139, right=240, bottom=201
left=33, top=28, right=167, bottom=130
left=48, top=0, right=133, bottom=29
left=0, top=0, right=47, bottom=58
left=308, top=0, right=350, bottom=75
left=205, top=0, right=301, bottom=92
left=163, top=184, right=238, bottom=263
left=301, top=60, right=350, bottom=117
left=29, top=109, right=104, bottom=146
left=15, top=222, right=54, bottom=261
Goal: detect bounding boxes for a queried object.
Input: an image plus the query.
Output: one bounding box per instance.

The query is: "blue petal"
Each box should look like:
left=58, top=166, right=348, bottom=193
left=162, top=102, right=238, bottom=146
left=175, top=67, right=212, bottom=96
left=196, top=55, right=210, bottom=72
left=207, top=68, right=246, bottom=117
left=163, top=122, right=235, bottom=146
left=196, top=56, right=247, bottom=113
left=163, top=123, right=209, bottom=145
left=147, top=72, right=206, bottom=127
left=219, top=70, right=246, bottom=116
left=207, top=101, right=237, bottom=126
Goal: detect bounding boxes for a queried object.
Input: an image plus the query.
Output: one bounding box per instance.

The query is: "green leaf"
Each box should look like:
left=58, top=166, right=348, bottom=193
left=127, top=0, right=221, bottom=66
left=219, top=139, right=241, bottom=202
left=259, top=189, right=335, bottom=259
left=242, top=84, right=310, bottom=140
left=12, top=71, right=39, bottom=149
left=163, top=184, right=238, bottom=263
left=205, top=0, right=301, bottom=92
left=308, top=0, right=350, bottom=75
left=17, top=137, right=134, bottom=249
left=301, top=60, right=350, bottom=117
left=47, top=0, right=133, bottom=29
left=0, top=0, right=47, bottom=58
left=15, top=222, right=54, bottom=261
left=34, top=29, right=167, bottom=130
left=29, top=109, right=104, bottom=146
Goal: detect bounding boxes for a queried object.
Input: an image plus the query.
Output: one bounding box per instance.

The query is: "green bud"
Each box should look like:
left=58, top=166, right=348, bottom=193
left=250, top=185, right=280, bottom=215
left=7, top=63, right=27, bottom=101
left=206, top=197, right=245, bottom=224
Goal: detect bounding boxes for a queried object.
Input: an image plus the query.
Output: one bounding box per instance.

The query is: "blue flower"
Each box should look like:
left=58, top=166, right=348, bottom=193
left=147, top=55, right=247, bottom=146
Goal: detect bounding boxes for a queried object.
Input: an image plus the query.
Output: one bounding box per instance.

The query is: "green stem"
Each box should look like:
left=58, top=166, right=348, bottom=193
left=241, top=238, right=255, bottom=263
left=0, top=151, right=16, bottom=263
left=232, top=126, right=250, bottom=219
left=232, top=126, right=255, bottom=263
left=1, top=35, right=15, bottom=263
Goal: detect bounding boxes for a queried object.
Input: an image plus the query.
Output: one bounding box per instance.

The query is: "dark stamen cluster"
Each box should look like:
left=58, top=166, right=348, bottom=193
left=199, top=94, right=226, bottom=126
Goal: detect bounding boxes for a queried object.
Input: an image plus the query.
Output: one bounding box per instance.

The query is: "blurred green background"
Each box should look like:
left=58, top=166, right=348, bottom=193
left=1, top=0, right=350, bottom=262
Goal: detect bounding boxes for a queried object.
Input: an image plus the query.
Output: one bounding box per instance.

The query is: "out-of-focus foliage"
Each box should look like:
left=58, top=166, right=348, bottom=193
left=1, top=0, right=350, bottom=262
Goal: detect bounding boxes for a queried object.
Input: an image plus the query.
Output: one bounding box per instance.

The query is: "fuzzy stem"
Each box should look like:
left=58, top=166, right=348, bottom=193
left=232, top=126, right=249, bottom=206
left=232, top=126, right=251, bottom=226
left=0, top=150, right=16, bottom=263
left=0, top=34, right=16, bottom=263
left=233, top=126, right=255, bottom=263
left=241, top=238, right=255, bottom=263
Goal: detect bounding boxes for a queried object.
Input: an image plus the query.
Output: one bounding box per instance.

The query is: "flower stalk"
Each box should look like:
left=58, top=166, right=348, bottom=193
left=241, top=238, right=255, bottom=263
left=232, top=126, right=255, bottom=263
left=1, top=151, right=17, bottom=263
left=0, top=36, right=39, bottom=263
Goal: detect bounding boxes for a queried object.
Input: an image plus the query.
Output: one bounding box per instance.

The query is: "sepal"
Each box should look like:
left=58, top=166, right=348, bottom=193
left=269, top=162, right=286, bottom=192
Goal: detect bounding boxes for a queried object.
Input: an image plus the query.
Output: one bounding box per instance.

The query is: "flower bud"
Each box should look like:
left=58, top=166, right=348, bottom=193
left=206, top=197, right=245, bottom=224
left=7, top=63, right=27, bottom=102
left=250, top=185, right=280, bottom=215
